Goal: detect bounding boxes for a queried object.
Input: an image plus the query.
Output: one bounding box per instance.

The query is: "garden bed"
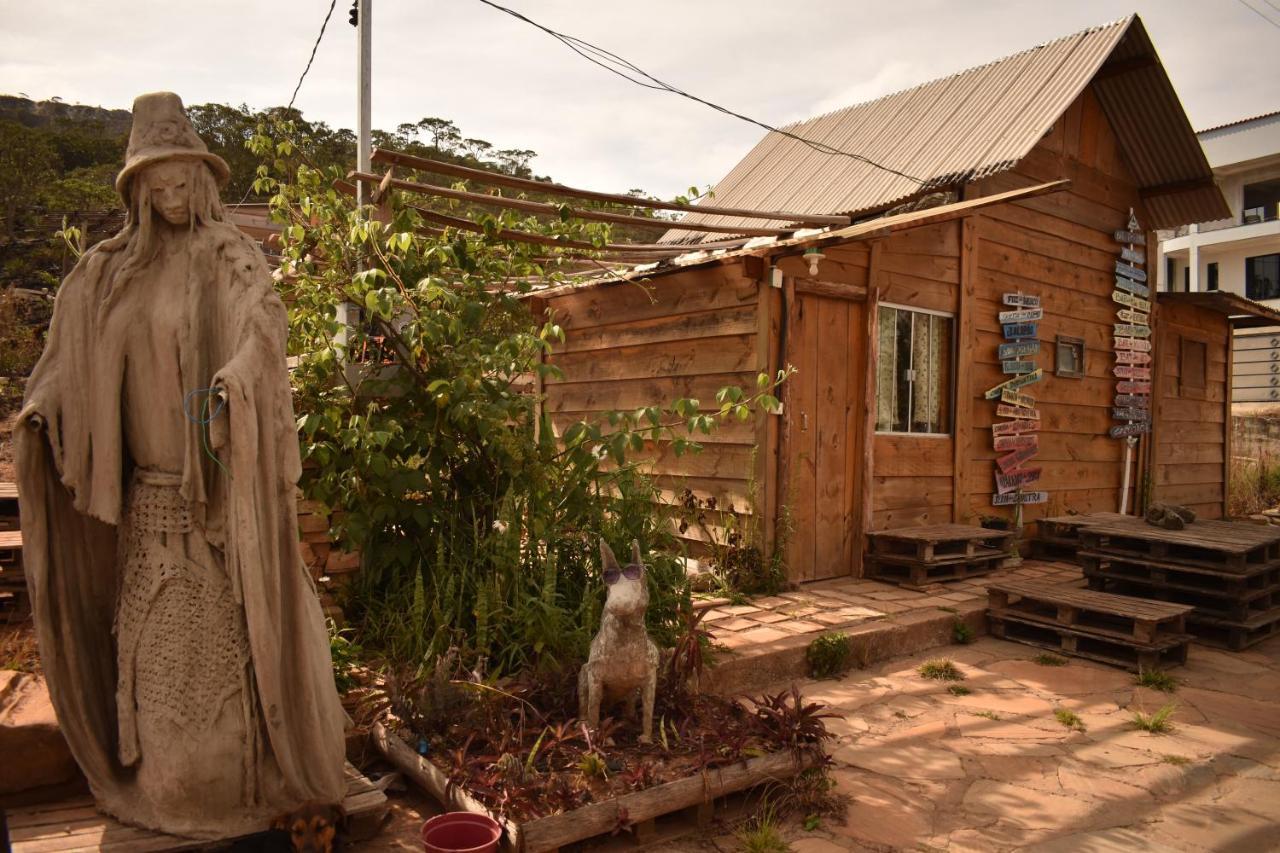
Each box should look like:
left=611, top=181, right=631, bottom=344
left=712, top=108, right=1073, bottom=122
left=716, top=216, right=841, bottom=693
left=373, top=721, right=819, bottom=852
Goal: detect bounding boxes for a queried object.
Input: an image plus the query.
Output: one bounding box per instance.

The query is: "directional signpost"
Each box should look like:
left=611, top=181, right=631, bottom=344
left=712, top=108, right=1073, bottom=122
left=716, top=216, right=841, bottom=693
left=1110, top=210, right=1152, bottom=446
left=991, top=292, right=1045, bottom=513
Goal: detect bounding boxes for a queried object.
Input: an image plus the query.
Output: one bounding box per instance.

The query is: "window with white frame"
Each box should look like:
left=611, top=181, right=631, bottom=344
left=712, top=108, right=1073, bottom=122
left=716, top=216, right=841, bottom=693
left=875, top=304, right=953, bottom=434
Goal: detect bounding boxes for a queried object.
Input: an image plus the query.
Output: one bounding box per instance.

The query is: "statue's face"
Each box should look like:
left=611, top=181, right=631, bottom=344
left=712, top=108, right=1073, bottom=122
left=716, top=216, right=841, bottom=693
left=144, top=160, right=191, bottom=226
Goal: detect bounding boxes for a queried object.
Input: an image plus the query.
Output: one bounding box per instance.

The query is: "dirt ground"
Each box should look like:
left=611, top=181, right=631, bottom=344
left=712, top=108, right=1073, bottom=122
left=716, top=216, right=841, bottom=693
left=351, top=635, right=1280, bottom=852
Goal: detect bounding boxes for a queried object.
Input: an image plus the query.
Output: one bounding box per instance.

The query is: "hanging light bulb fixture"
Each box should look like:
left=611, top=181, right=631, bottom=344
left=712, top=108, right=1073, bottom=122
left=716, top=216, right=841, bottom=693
left=803, top=247, right=826, bottom=277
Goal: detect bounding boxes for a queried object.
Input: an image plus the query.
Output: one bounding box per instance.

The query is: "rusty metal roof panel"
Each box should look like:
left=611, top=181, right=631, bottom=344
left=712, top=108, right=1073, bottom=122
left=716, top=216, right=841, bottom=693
left=662, top=15, right=1224, bottom=242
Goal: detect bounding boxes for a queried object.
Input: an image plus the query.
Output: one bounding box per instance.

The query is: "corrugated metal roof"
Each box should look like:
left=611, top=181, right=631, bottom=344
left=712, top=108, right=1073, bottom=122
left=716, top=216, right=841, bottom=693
left=1198, top=110, right=1280, bottom=135
left=663, top=15, right=1227, bottom=242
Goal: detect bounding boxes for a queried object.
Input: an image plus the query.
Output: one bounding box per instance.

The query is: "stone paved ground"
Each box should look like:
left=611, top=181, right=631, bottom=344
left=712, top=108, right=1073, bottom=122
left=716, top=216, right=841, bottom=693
left=698, top=561, right=1080, bottom=650
left=699, top=634, right=1280, bottom=852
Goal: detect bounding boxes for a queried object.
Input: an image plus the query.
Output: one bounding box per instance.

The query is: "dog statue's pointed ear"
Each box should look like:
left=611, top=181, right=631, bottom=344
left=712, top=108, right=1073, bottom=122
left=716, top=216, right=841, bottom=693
left=600, top=537, right=619, bottom=571
left=631, top=539, right=643, bottom=566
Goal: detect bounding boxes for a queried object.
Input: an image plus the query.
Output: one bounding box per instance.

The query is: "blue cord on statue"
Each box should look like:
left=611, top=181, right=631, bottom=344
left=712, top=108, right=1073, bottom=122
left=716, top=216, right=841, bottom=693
left=183, top=387, right=231, bottom=479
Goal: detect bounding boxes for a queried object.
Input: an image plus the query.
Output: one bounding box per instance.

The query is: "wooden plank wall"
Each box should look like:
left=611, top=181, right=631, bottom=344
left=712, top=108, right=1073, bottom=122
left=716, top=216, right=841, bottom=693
left=1151, top=301, right=1229, bottom=518
left=961, top=85, right=1152, bottom=523
left=540, top=264, right=764, bottom=550
left=856, top=221, right=961, bottom=530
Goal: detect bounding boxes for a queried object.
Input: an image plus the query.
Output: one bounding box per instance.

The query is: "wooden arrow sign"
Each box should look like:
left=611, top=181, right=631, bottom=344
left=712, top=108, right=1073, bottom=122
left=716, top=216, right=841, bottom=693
left=992, top=419, right=1039, bottom=436
left=1003, top=360, right=1036, bottom=374
left=993, top=433, right=1038, bottom=452
left=1001, top=389, right=1037, bottom=408
left=997, top=403, right=1041, bottom=420
left=1114, top=229, right=1146, bottom=245
left=996, top=446, right=1038, bottom=474
left=1113, top=407, right=1152, bottom=422
left=1116, top=380, right=1152, bottom=394
left=992, top=490, right=1048, bottom=506
left=1003, top=322, right=1037, bottom=339
left=984, top=369, right=1044, bottom=399
left=1114, top=364, right=1152, bottom=379
left=996, top=466, right=1042, bottom=493
left=1115, top=394, right=1150, bottom=408
left=1115, top=350, right=1152, bottom=365
left=1114, top=337, right=1152, bottom=352
left=1116, top=260, right=1147, bottom=283
left=1115, top=277, right=1151, bottom=298
left=1114, top=324, right=1152, bottom=339
left=998, top=307, right=1044, bottom=324
left=1120, top=246, right=1146, bottom=265
left=1112, top=291, right=1152, bottom=312
left=1002, top=293, right=1042, bottom=307
left=1116, top=308, right=1149, bottom=325
left=998, top=340, right=1040, bottom=359
left=1109, top=422, right=1151, bottom=438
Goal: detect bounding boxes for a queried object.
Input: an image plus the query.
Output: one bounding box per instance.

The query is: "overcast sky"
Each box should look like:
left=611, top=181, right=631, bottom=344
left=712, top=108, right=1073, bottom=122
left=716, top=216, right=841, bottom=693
left=1, top=1, right=1275, bottom=198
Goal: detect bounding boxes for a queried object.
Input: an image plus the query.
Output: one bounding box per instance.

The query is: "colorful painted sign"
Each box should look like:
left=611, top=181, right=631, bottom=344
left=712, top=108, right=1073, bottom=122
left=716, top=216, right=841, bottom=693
left=996, top=447, right=1037, bottom=474
left=1003, top=360, right=1037, bottom=374
left=1109, top=422, right=1151, bottom=438
left=1116, top=308, right=1149, bottom=325
left=1115, top=350, right=1152, bottom=365
left=998, top=340, right=1040, bottom=360
left=984, top=369, right=1044, bottom=399
left=1113, top=229, right=1146, bottom=245
left=1115, top=277, right=1151, bottom=298
left=1114, top=323, right=1152, bottom=339
left=1113, top=407, right=1152, bottom=422
left=1002, top=293, right=1041, bottom=307
left=1112, top=291, right=1151, bottom=312
left=1115, top=260, right=1147, bottom=282
left=1001, top=389, right=1038, bottom=408
left=998, top=307, right=1044, bottom=324
left=1116, top=380, right=1152, bottom=394
left=991, top=491, right=1049, bottom=506
left=1113, top=364, right=1152, bottom=379
left=996, top=467, right=1042, bottom=494
left=992, top=419, right=1039, bottom=436
left=997, top=404, right=1040, bottom=420
left=1003, top=322, right=1037, bottom=339
left=993, top=433, right=1038, bottom=452
left=1115, top=394, right=1150, bottom=408
left=1120, top=246, right=1146, bottom=265
left=1114, top=337, right=1152, bottom=352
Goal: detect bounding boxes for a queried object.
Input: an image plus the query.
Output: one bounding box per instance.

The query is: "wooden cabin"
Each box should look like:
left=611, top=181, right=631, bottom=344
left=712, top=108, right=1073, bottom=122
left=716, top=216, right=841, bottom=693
left=531, top=16, right=1280, bottom=582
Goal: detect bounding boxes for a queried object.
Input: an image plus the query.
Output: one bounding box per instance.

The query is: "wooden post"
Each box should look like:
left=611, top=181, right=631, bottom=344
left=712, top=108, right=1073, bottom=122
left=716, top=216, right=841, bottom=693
left=858, top=243, right=883, bottom=573
left=1224, top=319, right=1234, bottom=519
left=953, top=216, right=978, bottom=524
left=753, top=258, right=782, bottom=557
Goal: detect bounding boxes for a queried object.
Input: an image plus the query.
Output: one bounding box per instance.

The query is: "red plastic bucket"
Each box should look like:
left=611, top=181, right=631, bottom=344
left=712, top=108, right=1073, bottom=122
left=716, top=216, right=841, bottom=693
left=421, top=812, right=502, bottom=853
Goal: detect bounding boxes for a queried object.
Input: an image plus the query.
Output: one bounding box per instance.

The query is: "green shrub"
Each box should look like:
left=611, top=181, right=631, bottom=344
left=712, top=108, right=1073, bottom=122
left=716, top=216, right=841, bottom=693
left=1033, top=653, right=1067, bottom=667
left=1054, top=707, right=1086, bottom=731
left=952, top=619, right=974, bottom=645
left=806, top=633, right=853, bottom=679
left=918, top=659, right=964, bottom=681
left=1135, top=668, right=1179, bottom=693
left=1132, top=703, right=1177, bottom=733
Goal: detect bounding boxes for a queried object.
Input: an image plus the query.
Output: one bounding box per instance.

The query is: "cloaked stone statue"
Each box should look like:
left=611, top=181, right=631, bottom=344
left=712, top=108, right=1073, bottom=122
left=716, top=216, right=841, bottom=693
left=578, top=539, right=659, bottom=743
left=16, top=92, right=346, bottom=838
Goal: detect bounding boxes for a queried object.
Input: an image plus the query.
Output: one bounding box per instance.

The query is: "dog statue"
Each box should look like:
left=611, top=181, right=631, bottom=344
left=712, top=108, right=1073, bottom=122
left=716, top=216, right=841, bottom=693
left=578, top=539, right=660, bottom=743
left=1145, top=502, right=1197, bottom=531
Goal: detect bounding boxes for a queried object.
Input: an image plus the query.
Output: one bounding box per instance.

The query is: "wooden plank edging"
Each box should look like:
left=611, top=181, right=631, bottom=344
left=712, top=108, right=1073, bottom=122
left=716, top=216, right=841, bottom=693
left=371, top=721, right=816, bottom=853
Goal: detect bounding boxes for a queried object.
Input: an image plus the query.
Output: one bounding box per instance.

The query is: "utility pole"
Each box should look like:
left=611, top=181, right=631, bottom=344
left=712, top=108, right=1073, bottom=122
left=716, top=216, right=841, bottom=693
left=355, top=0, right=373, bottom=208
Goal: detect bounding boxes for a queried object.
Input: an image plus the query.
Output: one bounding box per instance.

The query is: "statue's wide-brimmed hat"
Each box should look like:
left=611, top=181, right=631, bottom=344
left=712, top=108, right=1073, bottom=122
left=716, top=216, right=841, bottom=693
left=115, top=92, right=230, bottom=202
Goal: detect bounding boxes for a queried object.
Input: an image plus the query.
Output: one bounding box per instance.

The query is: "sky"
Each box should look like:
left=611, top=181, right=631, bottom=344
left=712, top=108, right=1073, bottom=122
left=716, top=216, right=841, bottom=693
left=1, top=0, right=1276, bottom=199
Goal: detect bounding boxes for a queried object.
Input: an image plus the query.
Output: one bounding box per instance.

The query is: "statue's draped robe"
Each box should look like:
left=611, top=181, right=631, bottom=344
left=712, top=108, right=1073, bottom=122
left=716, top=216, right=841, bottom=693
left=16, top=222, right=345, bottom=837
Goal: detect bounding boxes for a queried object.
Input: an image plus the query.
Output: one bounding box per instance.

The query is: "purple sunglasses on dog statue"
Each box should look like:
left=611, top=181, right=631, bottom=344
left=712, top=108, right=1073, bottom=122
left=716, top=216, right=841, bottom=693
left=603, top=561, right=645, bottom=585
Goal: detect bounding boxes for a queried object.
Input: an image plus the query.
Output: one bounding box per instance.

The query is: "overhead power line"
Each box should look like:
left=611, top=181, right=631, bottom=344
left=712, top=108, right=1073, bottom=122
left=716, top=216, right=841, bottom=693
left=472, top=0, right=927, bottom=185
left=1235, top=0, right=1280, bottom=29
left=288, top=0, right=340, bottom=112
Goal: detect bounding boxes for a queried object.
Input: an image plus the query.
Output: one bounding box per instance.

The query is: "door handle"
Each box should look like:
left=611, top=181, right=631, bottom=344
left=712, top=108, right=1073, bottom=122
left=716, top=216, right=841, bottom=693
left=801, top=412, right=809, bottom=432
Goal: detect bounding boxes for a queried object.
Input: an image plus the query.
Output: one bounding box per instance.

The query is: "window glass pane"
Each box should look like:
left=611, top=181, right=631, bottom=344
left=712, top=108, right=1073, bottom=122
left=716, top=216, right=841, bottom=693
left=895, top=307, right=913, bottom=432
left=875, top=307, right=897, bottom=431
left=1247, top=254, right=1280, bottom=301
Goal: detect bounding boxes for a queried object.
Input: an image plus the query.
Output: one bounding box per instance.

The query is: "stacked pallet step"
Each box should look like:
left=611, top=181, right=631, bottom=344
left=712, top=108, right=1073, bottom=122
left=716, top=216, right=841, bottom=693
left=1032, top=512, right=1128, bottom=561
left=867, top=524, right=1015, bottom=590
left=1079, top=517, right=1280, bottom=650
left=0, top=482, right=25, bottom=617
left=987, top=579, right=1193, bottom=671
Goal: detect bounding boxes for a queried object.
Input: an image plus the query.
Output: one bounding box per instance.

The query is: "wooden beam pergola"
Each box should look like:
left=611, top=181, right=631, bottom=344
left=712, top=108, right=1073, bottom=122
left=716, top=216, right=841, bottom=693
left=348, top=171, right=797, bottom=237
left=371, top=147, right=852, bottom=227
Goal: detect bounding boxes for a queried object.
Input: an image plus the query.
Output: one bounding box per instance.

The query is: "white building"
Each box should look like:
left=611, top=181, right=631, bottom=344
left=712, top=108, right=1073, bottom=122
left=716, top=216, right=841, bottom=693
left=1159, top=111, right=1280, bottom=405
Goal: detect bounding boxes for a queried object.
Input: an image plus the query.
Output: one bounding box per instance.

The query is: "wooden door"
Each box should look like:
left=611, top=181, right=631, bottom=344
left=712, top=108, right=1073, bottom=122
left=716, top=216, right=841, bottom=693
left=781, top=289, right=867, bottom=581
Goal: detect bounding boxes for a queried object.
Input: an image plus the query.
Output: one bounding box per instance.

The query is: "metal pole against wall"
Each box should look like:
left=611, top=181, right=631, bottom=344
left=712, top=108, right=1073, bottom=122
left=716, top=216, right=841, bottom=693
left=355, top=0, right=373, bottom=208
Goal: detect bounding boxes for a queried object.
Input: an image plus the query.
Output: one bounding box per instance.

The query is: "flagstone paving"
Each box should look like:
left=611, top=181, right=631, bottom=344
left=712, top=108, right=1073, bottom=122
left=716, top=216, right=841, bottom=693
left=691, top=633, right=1280, bottom=852
left=696, top=561, right=1082, bottom=650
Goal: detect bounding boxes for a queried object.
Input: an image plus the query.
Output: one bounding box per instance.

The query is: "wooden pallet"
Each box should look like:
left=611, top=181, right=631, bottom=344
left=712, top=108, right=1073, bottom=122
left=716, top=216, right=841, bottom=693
left=869, top=524, right=1014, bottom=562
left=1079, top=551, right=1280, bottom=596
left=866, top=553, right=1007, bottom=590
left=1078, top=517, right=1280, bottom=573
left=8, top=762, right=387, bottom=852
left=1033, top=513, right=1128, bottom=561
left=1083, top=560, right=1280, bottom=623
left=988, top=614, right=1191, bottom=671
left=1186, top=607, right=1280, bottom=651
left=0, top=529, right=27, bottom=616
left=987, top=580, right=1192, bottom=645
